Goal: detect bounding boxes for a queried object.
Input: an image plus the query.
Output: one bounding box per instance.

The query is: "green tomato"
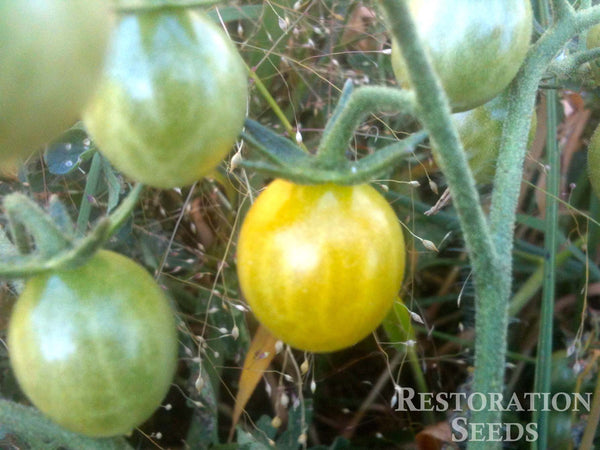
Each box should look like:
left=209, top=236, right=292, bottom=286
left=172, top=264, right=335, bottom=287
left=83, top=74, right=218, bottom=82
left=391, top=0, right=532, bottom=112
left=84, top=9, right=248, bottom=189
left=0, top=0, right=111, bottom=163
left=8, top=250, right=178, bottom=437
left=236, top=179, right=406, bottom=353
left=438, top=92, right=537, bottom=184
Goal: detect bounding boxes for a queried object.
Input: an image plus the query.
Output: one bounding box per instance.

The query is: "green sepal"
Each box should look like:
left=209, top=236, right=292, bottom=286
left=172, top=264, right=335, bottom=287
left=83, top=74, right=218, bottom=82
left=241, top=121, right=427, bottom=185
left=242, top=119, right=309, bottom=166
left=4, top=193, right=74, bottom=256
left=48, top=195, right=75, bottom=235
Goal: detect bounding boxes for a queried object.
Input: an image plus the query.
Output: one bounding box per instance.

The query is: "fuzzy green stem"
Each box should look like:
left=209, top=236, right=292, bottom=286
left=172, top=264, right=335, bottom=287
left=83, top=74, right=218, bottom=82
left=0, top=399, right=133, bottom=449
left=378, top=1, right=504, bottom=442
left=240, top=130, right=426, bottom=185
left=316, top=83, right=416, bottom=168
left=547, top=47, right=600, bottom=76
left=4, top=194, right=73, bottom=256
left=485, top=5, right=600, bottom=448
left=551, top=0, right=575, bottom=20
left=491, top=6, right=600, bottom=256
left=0, top=184, right=142, bottom=279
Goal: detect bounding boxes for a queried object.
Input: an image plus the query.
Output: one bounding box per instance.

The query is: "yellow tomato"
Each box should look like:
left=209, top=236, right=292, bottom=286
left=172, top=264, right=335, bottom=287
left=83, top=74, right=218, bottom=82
left=236, top=180, right=406, bottom=352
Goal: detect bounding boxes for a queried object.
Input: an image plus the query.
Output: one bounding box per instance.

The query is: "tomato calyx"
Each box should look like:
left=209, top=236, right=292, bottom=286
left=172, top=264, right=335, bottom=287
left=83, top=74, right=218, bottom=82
left=241, top=119, right=426, bottom=185
left=241, top=81, right=426, bottom=185
left=0, top=184, right=142, bottom=280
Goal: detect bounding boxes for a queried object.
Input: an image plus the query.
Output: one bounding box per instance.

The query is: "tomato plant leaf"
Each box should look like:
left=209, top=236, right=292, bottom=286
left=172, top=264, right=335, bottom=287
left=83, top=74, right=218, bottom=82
left=101, top=157, right=122, bottom=213
left=275, top=399, right=313, bottom=450
left=242, top=119, right=310, bottom=166
left=44, top=127, right=93, bottom=175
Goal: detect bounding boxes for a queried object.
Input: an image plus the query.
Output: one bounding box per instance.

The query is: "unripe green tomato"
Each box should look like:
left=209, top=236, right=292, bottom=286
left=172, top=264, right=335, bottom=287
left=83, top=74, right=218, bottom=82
left=8, top=250, right=178, bottom=437
left=84, top=9, right=248, bottom=189
left=391, top=0, right=532, bottom=112
left=588, top=122, right=600, bottom=198
left=0, top=0, right=111, bottom=163
left=237, top=180, right=406, bottom=353
left=586, top=24, right=600, bottom=84
left=438, top=93, right=537, bottom=184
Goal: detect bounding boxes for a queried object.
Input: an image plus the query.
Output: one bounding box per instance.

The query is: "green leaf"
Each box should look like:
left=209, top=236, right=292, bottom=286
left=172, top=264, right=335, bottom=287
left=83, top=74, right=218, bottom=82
left=44, top=127, right=93, bottom=175
left=243, top=119, right=310, bottom=166
left=276, top=399, right=313, bottom=450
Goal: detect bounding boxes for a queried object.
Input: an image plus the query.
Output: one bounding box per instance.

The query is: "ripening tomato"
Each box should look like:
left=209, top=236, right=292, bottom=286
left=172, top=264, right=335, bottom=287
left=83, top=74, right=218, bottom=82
left=8, top=250, right=178, bottom=437
left=236, top=180, right=406, bottom=353
left=0, top=0, right=111, bottom=162
left=391, top=0, right=532, bottom=112
left=84, top=9, right=248, bottom=189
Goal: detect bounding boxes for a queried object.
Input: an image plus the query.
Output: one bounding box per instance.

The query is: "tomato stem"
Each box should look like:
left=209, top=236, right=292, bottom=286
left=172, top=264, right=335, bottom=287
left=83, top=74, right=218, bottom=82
left=0, top=184, right=143, bottom=279
left=547, top=47, right=600, bottom=77
left=241, top=126, right=426, bottom=185
left=379, top=0, right=506, bottom=444
left=315, top=81, right=417, bottom=169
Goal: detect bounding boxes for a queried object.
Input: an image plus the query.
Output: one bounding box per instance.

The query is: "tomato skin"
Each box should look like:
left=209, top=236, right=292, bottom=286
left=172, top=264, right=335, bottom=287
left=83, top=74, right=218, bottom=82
left=236, top=180, right=405, bottom=353
left=391, top=0, right=532, bottom=112
left=84, top=9, right=248, bottom=189
left=442, top=93, right=537, bottom=184
left=0, top=0, right=111, bottom=162
left=8, top=250, right=178, bottom=437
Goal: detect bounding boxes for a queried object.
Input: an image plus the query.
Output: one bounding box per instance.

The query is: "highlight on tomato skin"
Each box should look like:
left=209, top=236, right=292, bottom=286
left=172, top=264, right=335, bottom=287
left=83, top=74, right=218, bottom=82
left=0, top=0, right=111, bottom=164
left=83, top=8, right=248, bottom=189
left=7, top=250, right=179, bottom=438
left=236, top=179, right=406, bottom=353
left=391, top=0, right=533, bottom=112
